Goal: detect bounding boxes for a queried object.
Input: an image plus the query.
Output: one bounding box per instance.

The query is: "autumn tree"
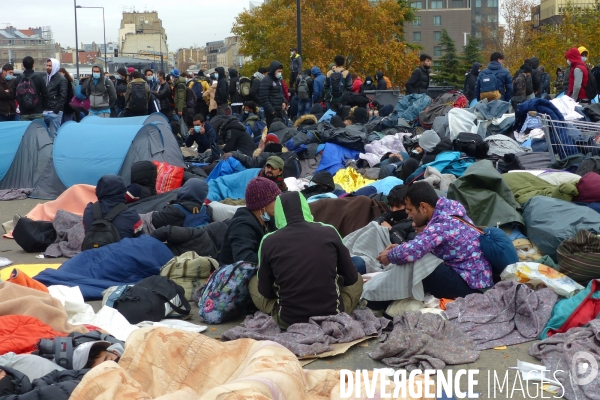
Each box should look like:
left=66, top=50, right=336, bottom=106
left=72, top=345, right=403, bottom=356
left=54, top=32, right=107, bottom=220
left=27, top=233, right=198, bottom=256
left=232, top=0, right=420, bottom=88
left=434, top=30, right=462, bottom=88
left=461, top=36, right=483, bottom=74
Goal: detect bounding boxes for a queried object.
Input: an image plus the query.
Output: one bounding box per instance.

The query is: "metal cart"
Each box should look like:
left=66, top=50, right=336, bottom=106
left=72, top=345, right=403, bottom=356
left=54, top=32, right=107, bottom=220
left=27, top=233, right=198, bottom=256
left=539, top=114, right=600, bottom=163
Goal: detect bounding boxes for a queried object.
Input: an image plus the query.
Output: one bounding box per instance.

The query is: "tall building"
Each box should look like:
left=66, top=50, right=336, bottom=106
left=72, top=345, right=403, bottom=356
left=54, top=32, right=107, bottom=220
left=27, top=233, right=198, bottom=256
left=532, top=0, right=596, bottom=26
left=0, top=26, right=55, bottom=67
left=404, top=0, right=498, bottom=59
left=119, top=11, right=168, bottom=59
left=206, top=40, right=224, bottom=70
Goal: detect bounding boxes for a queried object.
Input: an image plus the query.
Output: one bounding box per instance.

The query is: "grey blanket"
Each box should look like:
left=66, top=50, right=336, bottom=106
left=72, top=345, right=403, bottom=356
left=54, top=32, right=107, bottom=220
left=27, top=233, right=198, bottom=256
left=369, top=311, right=480, bottom=370
left=221, top=309, right=390, bottom=358
left=0, top=188, right=33, bottom=201
left=44, top=210, right=84, bottom=258
left=529, top=319, right=600, bottom=400
left=445, top=281, right=558, bottom=351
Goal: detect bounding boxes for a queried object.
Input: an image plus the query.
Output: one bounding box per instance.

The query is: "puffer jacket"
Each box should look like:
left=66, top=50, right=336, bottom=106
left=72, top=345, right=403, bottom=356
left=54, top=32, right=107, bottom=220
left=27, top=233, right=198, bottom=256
left=155, top=81, right=172, bottom=114
left=150, top=221, right=229, bottom=258
left=215, top=67, right=229, bottom=105
left=475, top=61, right=513, bottom=102
left=82, top=64, right=116, bottom=111
left=214, top=116, right=256, bottom=157
left=0, top=366, right=88, bottom=400
left=311, top=66, right=325, bottom=103
left=228, top=68, right=243, bottom=105
left=405, top=66, right=430, bottom=95
left=259, top=60, right=284, bottom=114
left=173, top=77, right=188, bottom=113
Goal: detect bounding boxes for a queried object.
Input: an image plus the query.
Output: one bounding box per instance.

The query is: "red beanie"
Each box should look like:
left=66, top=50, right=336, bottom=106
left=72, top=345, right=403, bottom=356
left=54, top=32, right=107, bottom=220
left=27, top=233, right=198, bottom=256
left=265, top=133, right=280, bottom=144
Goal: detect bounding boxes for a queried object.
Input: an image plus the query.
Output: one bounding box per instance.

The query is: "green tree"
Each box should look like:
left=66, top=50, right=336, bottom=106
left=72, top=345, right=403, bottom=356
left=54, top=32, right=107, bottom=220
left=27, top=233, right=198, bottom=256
left=435, top=29, right=462, bottom=88
left=461, top=36, right=483, bottom=74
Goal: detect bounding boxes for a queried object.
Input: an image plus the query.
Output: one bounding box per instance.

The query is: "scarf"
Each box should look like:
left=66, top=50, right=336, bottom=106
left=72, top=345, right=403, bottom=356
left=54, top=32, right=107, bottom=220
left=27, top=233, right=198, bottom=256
left=259, top=169, right=287, bottom=192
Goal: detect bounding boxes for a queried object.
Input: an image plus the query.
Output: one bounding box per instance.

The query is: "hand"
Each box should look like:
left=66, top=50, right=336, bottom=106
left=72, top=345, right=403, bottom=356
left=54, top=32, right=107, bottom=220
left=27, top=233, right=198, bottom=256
left=188, top=128, right=195, bottom=135
left=199, top=126, right=205, bottom=135
left=376, top=250, right=391, bottom=266
left=221, top=153, right=232, bottom=160
left=385, top=243, right=399, bottom=251
left=178, top=111, right=182, bottom=117
left=413, top=223, right=425, bottom=234
left=380, top=221, right=392, bottom=229
left=0, top=369, right=6, bottom=379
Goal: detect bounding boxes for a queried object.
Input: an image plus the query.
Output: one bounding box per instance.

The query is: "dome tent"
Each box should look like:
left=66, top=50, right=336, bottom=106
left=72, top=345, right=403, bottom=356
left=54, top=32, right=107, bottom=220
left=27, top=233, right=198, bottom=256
left=79, top=112, right=170, bottom=126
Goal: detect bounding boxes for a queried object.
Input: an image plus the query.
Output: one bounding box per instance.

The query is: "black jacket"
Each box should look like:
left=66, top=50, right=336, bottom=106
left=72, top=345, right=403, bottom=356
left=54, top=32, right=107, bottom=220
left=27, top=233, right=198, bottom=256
left=45, top=73, right=68, bottom=113
left=421, top=137, right=453, bottom=164
left=152, top=178, right=210, bottom=229
left=259, top=60, right=284, bottom=114
left=463, top=63, right=481, bottom=103
left=213, top=116, right=256, bottom=157
left=151, top=221, right=228, bottom=258
left=376, top=72, right=387, bottom=90
left=530, top=57, right=542, bottom=94
left=0, top=366, right=88, bottom=400
left=228, top=69, right=243, bottom=105
left=0, top=76, right=16, bottom=116
left=257, top=192, right=359, bottom=326
left=360, top=76, right=376, bottom=94
left=405, top=66, right=430, bottom=95
left=219, top=207, right=275, bottom=265
left=114, top=78, right=128, bottom=109
left=62, top=80, right=74, bottom=115
left=249, top=75, right=262, bottom=106
left=155, top=81, right=172, bottom=113
left=126, top=160, right=157, bottom=201
left=215, top=67, right=228, bottom=105
left=12, top=70, right=49, bottom=115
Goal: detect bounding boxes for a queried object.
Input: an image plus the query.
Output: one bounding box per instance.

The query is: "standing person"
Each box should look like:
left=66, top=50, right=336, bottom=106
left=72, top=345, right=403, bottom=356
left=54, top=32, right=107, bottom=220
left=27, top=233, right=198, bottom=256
left=463, top=62, right=481, bottom=103
left=155, top=71, right=172, bottom=119
left=114, top=68, right=128, bottom=117
left=475, top=52, right=513, bottom=102
left=512, top=64, right=531, bottom=107
left=214, top=67, right=229, bottom=116
left=405, top=54, right=431, bottom=95
left=144, top=69, right=158, bottom=92
left=228, top=68, right=243, bottom=115
left=554, top=68, right=564, bottom=94
left=324, top=55, right=352, bottom=114
left=295, top=69, right=313, bottom=119
left=259, top=60, right=285, bottom=129
left=539, top=66, right=550, bottom=98
left=290, top=47, right=302, bottom=89
left=530, top=57, right=542, bottom=97
left=124, top=71, right=150, bottom=117
left=44, top=58, right=67, bottom=137
left=376, top=71, right=387, bottom=90
left=58, top=68, right=75, bottom=123
left=360, top=75, right=376, bottom=93
left=0, top=64, right=16, bottom=122
left=172, top=70, right=188, bottom=120
left=250, top=67, right=268, bottom=107
left=565, top=47, right=590, bottom=103
left=203, top=73, right=218, bottom=119
left=311, top=66, right=325, bottom=105
left=351, top=73, right=363, bottom=93
left=83, top=64, right=116, bottom=119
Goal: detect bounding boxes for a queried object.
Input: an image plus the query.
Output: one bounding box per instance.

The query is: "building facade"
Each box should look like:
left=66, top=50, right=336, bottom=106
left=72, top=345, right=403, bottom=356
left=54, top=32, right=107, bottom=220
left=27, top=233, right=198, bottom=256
left=0, top=26, right=55, bottom=67
left=206, top=40, right=225, bottom=70
left=119, top=12, right=168, bottom=59
left=532, top=0, right=597, bottom=26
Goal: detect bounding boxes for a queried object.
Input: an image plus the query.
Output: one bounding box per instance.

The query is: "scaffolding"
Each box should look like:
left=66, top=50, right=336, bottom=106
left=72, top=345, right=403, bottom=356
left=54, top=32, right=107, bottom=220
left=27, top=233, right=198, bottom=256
left=0, top=25, right=55, bottom=67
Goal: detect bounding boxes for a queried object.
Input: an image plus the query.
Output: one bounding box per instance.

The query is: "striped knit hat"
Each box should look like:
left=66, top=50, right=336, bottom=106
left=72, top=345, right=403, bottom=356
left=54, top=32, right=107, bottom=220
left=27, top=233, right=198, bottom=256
left=245, top=177, right=281, bottom=211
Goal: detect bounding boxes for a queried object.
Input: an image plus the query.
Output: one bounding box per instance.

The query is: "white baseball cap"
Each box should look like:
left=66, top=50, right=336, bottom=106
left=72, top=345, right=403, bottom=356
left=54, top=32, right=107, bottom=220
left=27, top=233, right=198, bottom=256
left=72, top=341, right=111, bottom=370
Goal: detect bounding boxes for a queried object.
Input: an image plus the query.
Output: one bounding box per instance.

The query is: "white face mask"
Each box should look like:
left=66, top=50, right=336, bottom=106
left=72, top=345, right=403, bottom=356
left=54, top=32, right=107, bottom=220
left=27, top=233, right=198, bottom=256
left=275, top=72, right=282, bottom=79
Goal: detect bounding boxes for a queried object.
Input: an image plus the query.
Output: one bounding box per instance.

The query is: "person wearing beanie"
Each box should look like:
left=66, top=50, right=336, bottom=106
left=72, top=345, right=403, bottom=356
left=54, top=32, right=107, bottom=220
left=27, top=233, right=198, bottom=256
left=152, top=178, right=212, bottom=229
left=127, top=67, right=135, bottom=75
left=418, top=130, right=441, bottom=153
left=249, top=191, right=362, bottom=329
left=170, top=69, right=180, bottom=79
left=329, top=115, right=346, bottom=128
left=463, top=62, right=481, bottom=103
left=265, top=133, right=279, bottom=144
left=353, top=107, right=368, bottom=124
left=258, top=156, right=287, bottom=192
left=219, top=177, right=281, bottom=265
left=513, top=64, right=532, bottom=103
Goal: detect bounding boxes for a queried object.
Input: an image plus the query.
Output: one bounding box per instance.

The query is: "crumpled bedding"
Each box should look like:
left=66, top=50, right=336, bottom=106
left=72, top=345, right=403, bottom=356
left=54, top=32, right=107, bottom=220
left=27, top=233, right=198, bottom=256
left=551, top=96, right=584, bottom=121
left=221, top=309, right=390, bottom=358
left=26, top=184, right=97, bottom=221
left=0, top=188, right=33, bottom=201
left=529, top=319, right=600, bottom=400
left=502, top=171, right=579, bottom=205
left=44, top=210, right=85, bottom=258
left=206, top=168, right=260, bottom=202
left=333, top=167, right=375, bottom=192
left=359, top=133, right=411, bottom=167
left=369, top=311, right=480, bottom=370
left=421, top=166, right=456, bottom=192
left=445, top=281, right=558, bottom=350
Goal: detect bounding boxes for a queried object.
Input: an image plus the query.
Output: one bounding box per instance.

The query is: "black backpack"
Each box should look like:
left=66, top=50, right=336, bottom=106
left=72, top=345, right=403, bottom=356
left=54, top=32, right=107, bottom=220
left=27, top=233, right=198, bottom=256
left=12, top=217, right=57, bottom=253
left=112, top=276, right=191, bottom=324
left=329, top=69, right=345, bottom=101
left=129, top=82, right=147, bottom=112
left=81, top=202, right=127, bottom=251
left=16, top=76, right=39, bottom=112
left=452, top=132, right=489, bottom=159
left=585, top=66, right=599, bottom=100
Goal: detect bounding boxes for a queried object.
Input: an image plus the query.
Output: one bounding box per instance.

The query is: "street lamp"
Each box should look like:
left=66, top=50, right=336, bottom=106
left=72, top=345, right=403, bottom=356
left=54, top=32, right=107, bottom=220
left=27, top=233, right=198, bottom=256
left=296, top=0, right=302, bottom=56
left=75, top=5, right=107, bottom=73
left=74, top=0, right=79, bottom=78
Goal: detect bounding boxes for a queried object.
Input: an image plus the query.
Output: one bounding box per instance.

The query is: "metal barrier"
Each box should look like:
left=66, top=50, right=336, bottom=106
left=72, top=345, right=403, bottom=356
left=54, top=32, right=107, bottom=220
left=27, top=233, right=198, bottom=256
left=539, top=114, right=600, bottom=163
left=362, top=90, right=402, bottom=107
left=427, top=86, right=455, bottom=99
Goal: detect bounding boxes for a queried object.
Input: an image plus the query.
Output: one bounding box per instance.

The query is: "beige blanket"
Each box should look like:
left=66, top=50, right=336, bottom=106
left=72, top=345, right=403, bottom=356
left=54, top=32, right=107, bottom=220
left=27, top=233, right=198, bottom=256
left=0, top=282, right=87, bottom=334
left=70, top=327, right=433, bottom=400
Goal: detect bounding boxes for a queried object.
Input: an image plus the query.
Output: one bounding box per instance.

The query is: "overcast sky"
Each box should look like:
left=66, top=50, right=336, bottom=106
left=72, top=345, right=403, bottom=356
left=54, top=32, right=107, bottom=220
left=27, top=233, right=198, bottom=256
left=8, top=0, right=254, bottom=51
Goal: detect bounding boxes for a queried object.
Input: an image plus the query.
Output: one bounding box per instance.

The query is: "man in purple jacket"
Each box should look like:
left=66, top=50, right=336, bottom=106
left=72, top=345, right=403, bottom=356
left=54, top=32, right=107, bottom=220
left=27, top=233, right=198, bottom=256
left=377, top=182, right=493, bottom=298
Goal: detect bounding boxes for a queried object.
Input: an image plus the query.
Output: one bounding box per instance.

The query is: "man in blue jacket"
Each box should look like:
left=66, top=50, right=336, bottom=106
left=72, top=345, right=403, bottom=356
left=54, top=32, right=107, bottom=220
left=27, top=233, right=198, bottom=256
left=185, top=113, right=216, bottom=153
left=475, top=52, right=513, bottom=103
left=311, top=66, right=325, bottom=105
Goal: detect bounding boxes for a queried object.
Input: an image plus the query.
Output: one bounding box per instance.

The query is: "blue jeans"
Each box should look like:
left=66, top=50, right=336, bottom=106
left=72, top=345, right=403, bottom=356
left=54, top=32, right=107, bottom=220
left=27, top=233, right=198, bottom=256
left=296, top=99, right=312, bottom=119
left=351, top=256, right=366, bottom=275
left=43, top=111, right=63, bottom=138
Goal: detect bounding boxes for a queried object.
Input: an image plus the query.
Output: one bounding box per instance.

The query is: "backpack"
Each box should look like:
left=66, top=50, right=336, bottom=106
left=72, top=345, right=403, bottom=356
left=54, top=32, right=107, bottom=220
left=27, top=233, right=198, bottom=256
left=197, top=261, right=257, bottom=324
left=16, top=76, right=39, bottom=112
left=185, top=87, right=197, bottom=108
left=112, top=275, right=191, bottom=324
left=452, top=132, right=489, bottom=159
left=81, top=202, right=127, bottom=251
left=36, top=331, right=123, bottom=369
left=173, top=203, right=211, bottom=228
left=240, top=76, right=252, bottom=100
left=585, top=66, right=599, bottom=100
left=478, top=69, right=500, bottom=94
left=160, top=251, right=219, bottom=301
left=12, top=217, right=57, bottom=253
left=191, top=78, right=204, bottom=100
left=329, top=69, right=346, bottom=100
left=252, top=120, right=267, bottom=138
left=129, top=82, right=147, bottom=112
left=297, top=75, right=310, bottom=100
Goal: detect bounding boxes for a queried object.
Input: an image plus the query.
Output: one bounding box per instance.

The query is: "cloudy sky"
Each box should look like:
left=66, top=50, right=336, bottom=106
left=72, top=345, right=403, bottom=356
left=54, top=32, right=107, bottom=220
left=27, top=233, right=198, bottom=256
left=8, top=0, right=255, bottom=51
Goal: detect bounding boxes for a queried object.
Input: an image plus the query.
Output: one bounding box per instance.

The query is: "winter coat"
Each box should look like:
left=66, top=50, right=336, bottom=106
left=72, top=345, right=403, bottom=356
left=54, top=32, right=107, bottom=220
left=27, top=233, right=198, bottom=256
left=172, top=77, right=188, bottom=113
left=360, top=76, right=376, bottom=94
left=125, top=78, right=150, bottom=110
left=513, top=73, right=528, bottom=98
left=62, top=80, right=74, bottom=115
left=257, top=191, right=359, bottom=326
left=114, top=77, right=127, bottom=109
left=0, top=366, right=88, bottom=400
left=295, top=73, right=314, bottom=98
left=184, top=119, right=217, bottom=153
left=215, top=67, right=229, bottom=105
left=290, top=53, right=302, bottom=73
left=463, top=62, right=481, bottom=103
left=421, top=137, right=453, bottom=164
left=219, top=207, right=275, bottom=265
left=376, top=72, right=387, bottom=90
left=211, top=116, right=256, bottom=156
left=83, top=65, right=116, bottom=112
left=249, top=72, right=263, bottom=106
left=45, top=73, right=68, bottom=113
left=125, top=161, right=157, bottom=202
left=311, top=66, right=325, bottom=103
left=351, top=77, right=363, bottom=93
left=151, top=221, right=228, bottom=258
left=0, top=75, right=16, bottom=116
left=475, top=61, right=513, bottom=102
left=12, top=69, right=48, bottom=115
left=203, top=81, right=217, bottom=111
left=405, top=66, right=430, bottom=95
left=155, top=81, right=172, bottom=114
left=228, top=69, right=243, bottom=105
left=540, top=72, right=550, bottom=94
left=324, top=67, right=353, bottom=100
left=259, top=61, right=285, bottom=115
left=152, top=179, right=210, bottom=229
left=530, top=57, right=542, bottom=94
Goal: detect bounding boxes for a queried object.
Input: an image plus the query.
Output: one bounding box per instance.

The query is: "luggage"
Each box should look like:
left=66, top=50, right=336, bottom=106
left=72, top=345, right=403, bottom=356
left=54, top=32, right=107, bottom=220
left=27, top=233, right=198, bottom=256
left=557, top=229, right=600, bottom=285
left=81, top=203, right=128, bottom=251
left=129, top=82, right=147, bottom=112
left=160, top=252, right=219, bottom=300
left=12, top=217, right=57, bottom=253
left=173, top=203, right=211, bottom=228
left=453, top=132, right=489, bottom=159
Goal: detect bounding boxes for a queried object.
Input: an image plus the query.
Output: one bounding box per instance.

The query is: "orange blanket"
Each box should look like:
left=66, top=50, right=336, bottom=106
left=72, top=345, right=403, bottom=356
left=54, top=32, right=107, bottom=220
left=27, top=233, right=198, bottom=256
left=27, top=184, right=97, bottom=221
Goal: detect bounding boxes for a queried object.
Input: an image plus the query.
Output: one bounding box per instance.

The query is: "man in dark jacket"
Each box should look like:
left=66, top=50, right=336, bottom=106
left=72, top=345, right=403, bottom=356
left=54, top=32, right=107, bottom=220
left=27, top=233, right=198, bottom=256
left=0, top=63, right=16, bottom=121
left=324, top=55, right=353, bottom=114
left=376, top=71, right=387, bottom=90
left=530, top=56, right=542, bottom=97
left=250, top=67, right=268, bottom=107
left=152, top=179, right=211, bottom=229
left=83, top=175, right=143, bottom=240
left=405, top=54, right=431, bottom=95
left=151, top=220, right=228, bottom=258
left=513, top=59, right=534, bottom=99
left=463, top=62, right=481, bottom=103
left=210, top=115, right=256, bottom=157
left=513, top=64, right=531, bottom=105
left=219, top=177, right=280, bottom=265
left=290, top=48, right=302, bottom=89
left=12, top=56, right=48, bottom=121
left=124, top=71, right=150, bottom=117
left=0, top=366, right=87, bottom=400
left=228, top=68, right=243, bottom=115
left=185, top=113, right=216, bottom=153
left=114, top=67, right=128, bottom=117
left=475, top=52, right=513, bottom=102
left=295, top=69, right=313, bottom=119
left=125, top=161, right=157, bottom=203
left=373, top=184, right=416, bottom=245
left=539, top=66, right=550, bottom=97
left=83, top=64, right=116, bottom=119
left=249, top=191, right=362, bottom=329
left=360, top=75, right=376, bottom=94
left=260, top=60, right=285, bottom=129
left=214, top=67, right=229, bottom=115
left=155, top=71, right=172, bottom=118
left=44, top=58, right=67, bottom=138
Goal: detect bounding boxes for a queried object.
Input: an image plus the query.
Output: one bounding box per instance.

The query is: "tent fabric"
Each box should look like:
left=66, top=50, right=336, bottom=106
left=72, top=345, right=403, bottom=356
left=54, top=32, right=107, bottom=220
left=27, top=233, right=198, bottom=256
left=207, top=168, right=260, bottom=202
left=206, top=158, right=245, bottom=182
left=315, top=143, right=360, bottom=176
left=447, top=160, right=524, bottom=228
left=502, top=172, right=578, bottom=205
left=79, top=113, right=169, bottom=126
left=0, top=120, right=52, bottom=190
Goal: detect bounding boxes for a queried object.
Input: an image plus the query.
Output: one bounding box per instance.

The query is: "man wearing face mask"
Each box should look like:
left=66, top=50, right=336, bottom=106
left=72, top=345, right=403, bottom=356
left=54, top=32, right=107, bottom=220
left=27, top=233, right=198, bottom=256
left=43, top=58, right=68, bottom=136
left=219, top=177, right=281, bottom=266
left=83, top=64, right=117, bottom=119
left=405, top=54, right=431, bottom=95
left=290, top=48, right=302, bottom=90
left=0, top=64, right=17, bottom=121
left=259, top=60, right=285, bottom=129
left=185, top=113, right=216, bottom=153
left=359, top=75, right=376, bottom=94
left=373, top=185, right=416, bottom=245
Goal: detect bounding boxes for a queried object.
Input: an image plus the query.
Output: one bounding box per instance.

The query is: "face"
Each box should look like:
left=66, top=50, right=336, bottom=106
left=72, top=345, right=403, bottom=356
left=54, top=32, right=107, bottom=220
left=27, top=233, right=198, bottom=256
left=90, top=350, right=119, bottom=368
left=2, top=69, right=13, bottom=78
left=46, top=60, right=53, bottom=74
left=389, top=204, right=405, bottom=212
left=146, top=71, right=153, bottom=78
left=264, top=200, right=276, bottom=217
left=92, top=67, right=101, bottom=75
left=498, top=58, right=504, bottom=65
left=104, top=72, right=109, bottom=77
left=344, top=119, right=352, bottom=126
left=276, top=67, right=283, bottom=75
left=193, top=120, right=204, bottom=129
left=422, top=59, right=432, bottom=68
left=405, top=198, right=429, bottom=228
left=263, top=164, right=282, bottom=178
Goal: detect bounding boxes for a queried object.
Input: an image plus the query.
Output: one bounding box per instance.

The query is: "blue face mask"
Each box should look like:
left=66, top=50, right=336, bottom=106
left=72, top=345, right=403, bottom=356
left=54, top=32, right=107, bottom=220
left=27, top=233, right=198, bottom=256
left=4, top=74, right=14, bottom=80
left=92, top=73, right=101, bottom=79
left=582, top=56, right=587, bottom=62
left=260, top=209, right=271, bottom=222
left=214, top=73, right=219, bottom=80
left=194, top=125, right=201, bottom=133
left=366, top=80, right=372, bottom=85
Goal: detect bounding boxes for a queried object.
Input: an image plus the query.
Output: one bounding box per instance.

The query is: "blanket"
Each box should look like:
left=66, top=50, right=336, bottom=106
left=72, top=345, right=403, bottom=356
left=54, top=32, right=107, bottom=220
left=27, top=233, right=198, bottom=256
left=221, top=309, right=390, bottom=358
left=369, top=311, right=480, bottom=370
left=207, top=168, right=260, bottom=202
left=315, top=143, right=360, bottom=176
left=359, top=133, right=411, bottom=167
left=444, top=281, right=558, bottom=350
left=43, top=210, right=85, bottom=258
left=0, top=188, right=33, bottom=201
left=529, top=319, right=600, bottom=400
left=27, top=184, right=97, bottom=221
left=206, top=157, right=245, bottom=182
left=309, top=196, right=388, bottom=237
left=70, top=327, right=431, bottom=400
left=421, top=166, right=456, bottom=193
left=333, top=167, right=375, bottom=192
left=0, top=315, right=67, bottom=355
left=502, top=172, right=578, bottom=205
left=0, top=282, right=88, bottom=334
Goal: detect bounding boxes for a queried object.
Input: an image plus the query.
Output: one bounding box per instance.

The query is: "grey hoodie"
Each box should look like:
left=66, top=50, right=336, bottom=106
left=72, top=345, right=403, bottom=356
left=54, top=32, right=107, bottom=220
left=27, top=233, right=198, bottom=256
left=83, top=64, right=117, bottom=111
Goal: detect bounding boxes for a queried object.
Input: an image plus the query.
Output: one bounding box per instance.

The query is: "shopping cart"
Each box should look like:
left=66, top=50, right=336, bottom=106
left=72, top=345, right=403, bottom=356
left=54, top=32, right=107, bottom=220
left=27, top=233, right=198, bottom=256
left=539, top=114, right=600, bottom=163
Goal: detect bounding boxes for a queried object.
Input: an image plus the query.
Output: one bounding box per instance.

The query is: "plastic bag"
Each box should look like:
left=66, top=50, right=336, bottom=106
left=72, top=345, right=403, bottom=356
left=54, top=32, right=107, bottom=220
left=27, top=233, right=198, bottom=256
left=500, top=262, right=584, bottom=297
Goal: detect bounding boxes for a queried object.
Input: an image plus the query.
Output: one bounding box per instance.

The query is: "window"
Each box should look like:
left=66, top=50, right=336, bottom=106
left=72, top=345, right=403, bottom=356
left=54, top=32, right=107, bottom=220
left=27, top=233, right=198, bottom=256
left=433, top=31, right=442, bottom=41
left=488, top=15, right=497, bottom=22
left=433, top=46, right=442, bottom=57
left=475, top=0, right=481, bottom=7
left=433, top=15, right=442, bottom=25
left=452, top=0, right=463, bottom=7
left=413, top=32, right=422, bottom=42
left=431, top=0, right=443, bottom=8
left=413, top=16, right=421, bottom=26
left=475, top=15, right=482, bottom=22
left=475, top=32, right=482, bottom=38
left=411, top=1, right=423, bottom=8
left=488, top=0, right=497, bottom=6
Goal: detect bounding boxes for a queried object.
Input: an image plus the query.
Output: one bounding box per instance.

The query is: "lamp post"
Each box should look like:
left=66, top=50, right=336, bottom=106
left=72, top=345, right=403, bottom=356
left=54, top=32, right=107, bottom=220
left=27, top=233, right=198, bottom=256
left=296, top=0, right=302, bottom=56
left=75, top=5, right=107, bottom=73
left=74, top=0, right=79, bottom=78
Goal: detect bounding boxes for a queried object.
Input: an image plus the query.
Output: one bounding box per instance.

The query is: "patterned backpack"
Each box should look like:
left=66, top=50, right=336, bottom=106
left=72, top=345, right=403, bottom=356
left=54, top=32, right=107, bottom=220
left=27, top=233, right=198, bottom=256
left=197, top=261, right=257, bottom=324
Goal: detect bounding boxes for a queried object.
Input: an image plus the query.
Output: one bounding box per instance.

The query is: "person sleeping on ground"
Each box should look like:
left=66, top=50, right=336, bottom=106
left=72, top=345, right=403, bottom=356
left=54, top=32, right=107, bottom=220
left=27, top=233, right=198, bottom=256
left=300, top=171, right=340, bottom=198
left=150, top=220, right=229, bottom=258
left=222, top=134, right=284, bottom=168
left=152, top=178, right=212, bottom=229
left=218, top=177, right=280, bottom=266
left=249, top=191, right=363, bottom=330
left=376, top=182, right=493, bottom=299
left=125, top=161, right=157, bottom=203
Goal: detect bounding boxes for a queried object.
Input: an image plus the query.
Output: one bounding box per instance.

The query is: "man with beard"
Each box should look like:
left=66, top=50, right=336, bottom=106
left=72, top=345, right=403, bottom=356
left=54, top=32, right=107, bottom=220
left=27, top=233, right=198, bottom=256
left=258, top=156, right=287, bottom=192
left=405, top=54, right=431, bottom=95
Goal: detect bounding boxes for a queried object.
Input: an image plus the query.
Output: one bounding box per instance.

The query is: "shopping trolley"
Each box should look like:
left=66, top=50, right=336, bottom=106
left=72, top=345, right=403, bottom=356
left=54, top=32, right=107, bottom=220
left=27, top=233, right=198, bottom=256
left=539, top=114, right=600, bottom=163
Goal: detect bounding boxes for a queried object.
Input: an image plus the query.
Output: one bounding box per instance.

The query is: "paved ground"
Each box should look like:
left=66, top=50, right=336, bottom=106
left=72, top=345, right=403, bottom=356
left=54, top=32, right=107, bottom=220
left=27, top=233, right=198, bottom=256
left=0, top=198, right=549, bottom=399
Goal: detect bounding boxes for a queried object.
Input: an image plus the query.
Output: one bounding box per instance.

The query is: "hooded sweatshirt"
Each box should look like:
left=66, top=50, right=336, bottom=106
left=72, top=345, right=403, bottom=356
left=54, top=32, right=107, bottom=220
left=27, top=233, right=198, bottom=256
left=376, top=71, right=387, bottom=90
left=215, top=67, right=229, bottom=105
left=228, top=68, right=243, bottom=105
left=259, top=61, right=284, bottom=114
left=83, top=64, right=117, bottom=112
left=250, top=71, right=264, bottom=105
left=566, top=47, right=589, bottom=100
left=311, top=66, right=325, bottom=103
left=257, top=191, right=359, bottom=326
left=360, top=76, right=376, bottom=93
left=125, top=161, right=157, bottom=203
left=463, top=62, right=481, bottom=103
left=387, top=196, right=493, bottom=290
left=475, top=60, right=513, bottom=102
left=45, top=58, right=68, bottom=113
left=152, top=178, right=211, bottom=229
left=530, top=56, right=542, bottom=93
left=83, top=175, right=143, bottom=239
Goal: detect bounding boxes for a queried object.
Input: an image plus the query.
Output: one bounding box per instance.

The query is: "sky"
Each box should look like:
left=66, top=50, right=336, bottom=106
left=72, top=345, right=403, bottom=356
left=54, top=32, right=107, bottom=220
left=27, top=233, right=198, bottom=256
left=8, top=0, right=255, bottom=51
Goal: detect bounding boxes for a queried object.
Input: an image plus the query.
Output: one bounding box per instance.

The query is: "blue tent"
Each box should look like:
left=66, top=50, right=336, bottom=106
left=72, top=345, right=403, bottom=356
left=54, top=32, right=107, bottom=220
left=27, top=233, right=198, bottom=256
left=0, top=120, right=52, bottom=190
left=30, top=121, right=184, bottom=199
left=79, top=112, right=169, bottom=126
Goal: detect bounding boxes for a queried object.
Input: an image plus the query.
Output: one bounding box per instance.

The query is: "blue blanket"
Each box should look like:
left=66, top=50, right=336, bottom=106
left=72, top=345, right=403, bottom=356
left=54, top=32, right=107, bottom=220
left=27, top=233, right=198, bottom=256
left=207, top=168, right=260, bottom=201
left=35, top=235, right=173, bottom=300
left=406, top=152, right=475, bottom=183
left=206, top=157, right=245, bottom=182
left=366, top=176, right=404, bottom=195
left=315, top=143, right=360, bottom=176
